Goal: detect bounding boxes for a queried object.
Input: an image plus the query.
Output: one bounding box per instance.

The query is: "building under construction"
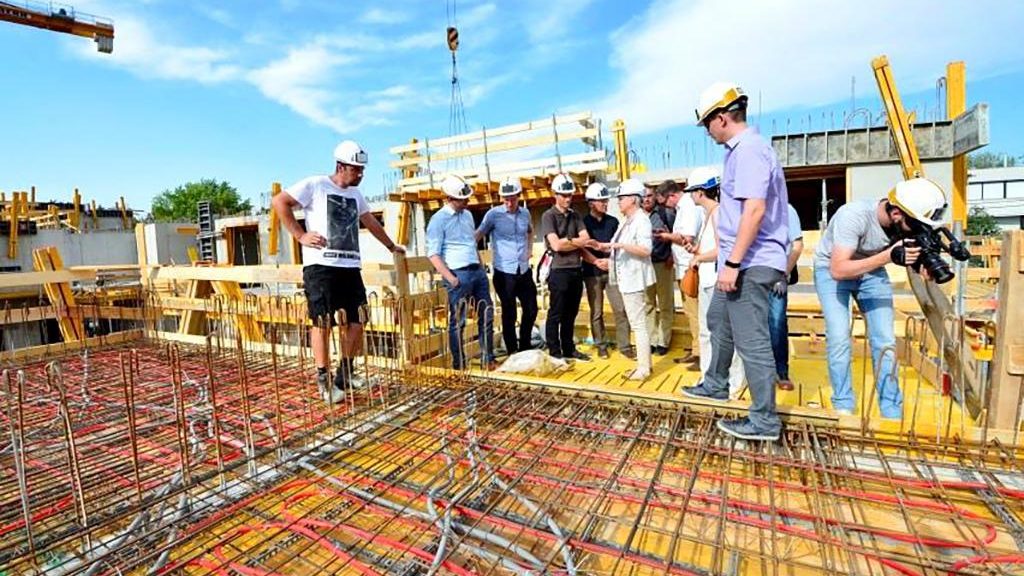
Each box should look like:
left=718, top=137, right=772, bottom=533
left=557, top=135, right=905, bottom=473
left=0, top=10, right=1022, bottom=572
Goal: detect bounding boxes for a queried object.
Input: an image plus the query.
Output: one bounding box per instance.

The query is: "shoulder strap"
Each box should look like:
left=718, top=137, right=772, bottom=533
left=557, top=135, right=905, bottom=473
left=695, top=208, right=712, bottom=245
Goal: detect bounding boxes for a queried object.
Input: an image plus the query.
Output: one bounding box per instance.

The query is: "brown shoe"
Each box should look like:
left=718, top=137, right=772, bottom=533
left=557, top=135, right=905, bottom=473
left=621, top=348, right=636, bottom=360
left=486, top=360, right=499, bottom=371
left=777, top=379, right=795, bottom=391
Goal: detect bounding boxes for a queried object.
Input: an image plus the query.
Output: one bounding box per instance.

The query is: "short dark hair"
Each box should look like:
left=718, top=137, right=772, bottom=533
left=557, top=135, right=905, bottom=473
left=723, top=106, right=747, bottom=124
left=702, top=187, right=720, bottom=201
left=654, top=180, right=678, bottom=197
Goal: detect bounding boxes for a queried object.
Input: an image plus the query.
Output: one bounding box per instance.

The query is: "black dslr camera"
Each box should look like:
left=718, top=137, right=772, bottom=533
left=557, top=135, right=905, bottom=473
left=901, top=222, right=971, bottom=284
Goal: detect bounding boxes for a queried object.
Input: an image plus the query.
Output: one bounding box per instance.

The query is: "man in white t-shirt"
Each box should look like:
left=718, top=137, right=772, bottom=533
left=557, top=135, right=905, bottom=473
left=272, top=140, right=405, bottom=404
left=655, top=179, right=702, bottom=364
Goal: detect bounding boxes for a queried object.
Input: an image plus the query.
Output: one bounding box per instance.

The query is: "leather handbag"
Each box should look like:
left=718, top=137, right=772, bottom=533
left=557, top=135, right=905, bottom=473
left=682, top=210, right=713, bottom=298
left=682, top=265, right=699, bottom=298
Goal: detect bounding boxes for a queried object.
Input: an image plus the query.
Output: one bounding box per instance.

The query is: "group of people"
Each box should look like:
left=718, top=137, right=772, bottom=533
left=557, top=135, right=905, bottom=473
left=273, top=81, right=954, bottom=442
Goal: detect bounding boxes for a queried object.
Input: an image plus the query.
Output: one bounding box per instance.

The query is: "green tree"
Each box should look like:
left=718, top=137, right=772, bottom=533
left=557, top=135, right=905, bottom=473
left=151, top=179, right=252, bottom=222
left=966, top=206, right=1000, bottom=237
left=968, top=151, right=1019, bottom=169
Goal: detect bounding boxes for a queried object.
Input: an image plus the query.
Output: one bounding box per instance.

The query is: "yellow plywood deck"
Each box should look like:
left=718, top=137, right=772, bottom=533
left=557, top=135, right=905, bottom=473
left=487, top=340, right=971, bottom=436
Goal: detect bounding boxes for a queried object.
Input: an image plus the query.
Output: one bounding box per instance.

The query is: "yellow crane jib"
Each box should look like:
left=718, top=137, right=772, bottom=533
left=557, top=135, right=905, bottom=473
left=0, top=1, right=114, bottom=53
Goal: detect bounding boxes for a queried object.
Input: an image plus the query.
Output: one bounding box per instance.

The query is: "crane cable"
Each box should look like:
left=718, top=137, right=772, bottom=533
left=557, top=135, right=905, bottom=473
left=446, top=0, right=470, bottom=170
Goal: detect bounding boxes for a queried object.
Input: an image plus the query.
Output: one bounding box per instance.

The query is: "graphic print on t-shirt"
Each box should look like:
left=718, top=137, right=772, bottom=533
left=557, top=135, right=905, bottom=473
left=326, top=195, right=360, bottom=261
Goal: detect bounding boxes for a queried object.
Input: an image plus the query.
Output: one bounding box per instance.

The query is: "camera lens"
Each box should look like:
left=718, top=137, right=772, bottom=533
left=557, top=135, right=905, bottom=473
left=918, top=251, right=954, bottom=284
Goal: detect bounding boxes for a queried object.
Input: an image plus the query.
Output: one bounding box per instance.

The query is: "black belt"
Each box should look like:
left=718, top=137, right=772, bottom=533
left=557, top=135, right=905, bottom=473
left=453, top=264, right=481, bottom=271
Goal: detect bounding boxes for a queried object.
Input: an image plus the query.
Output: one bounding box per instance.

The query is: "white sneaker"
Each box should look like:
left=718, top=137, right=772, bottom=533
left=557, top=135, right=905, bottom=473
left=323, top=386, right=347, bottom=405
left=348, top=374, right=367, bottom=389
left=834, top=408, right=854, bottom=416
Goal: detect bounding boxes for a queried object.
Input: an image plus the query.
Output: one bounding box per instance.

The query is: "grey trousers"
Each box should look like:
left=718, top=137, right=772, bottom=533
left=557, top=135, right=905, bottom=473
left=584, top=273, right=632, bottom=351
left=704, top=266, right=783, bottom=432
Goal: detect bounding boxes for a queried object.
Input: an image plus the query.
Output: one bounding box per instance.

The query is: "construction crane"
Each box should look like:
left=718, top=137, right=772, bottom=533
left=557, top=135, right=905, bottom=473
left=0, top=1, right=113, bottom=53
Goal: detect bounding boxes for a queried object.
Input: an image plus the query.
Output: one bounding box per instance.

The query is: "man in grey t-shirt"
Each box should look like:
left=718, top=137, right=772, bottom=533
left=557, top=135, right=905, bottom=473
left=814, top=178, right=948, bottom=420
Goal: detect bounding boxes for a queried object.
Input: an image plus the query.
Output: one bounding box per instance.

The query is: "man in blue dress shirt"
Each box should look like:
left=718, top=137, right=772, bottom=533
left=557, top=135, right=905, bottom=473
left=427, top=174, right=496, bottom=370
left=476, top=176, right=538, bottom=356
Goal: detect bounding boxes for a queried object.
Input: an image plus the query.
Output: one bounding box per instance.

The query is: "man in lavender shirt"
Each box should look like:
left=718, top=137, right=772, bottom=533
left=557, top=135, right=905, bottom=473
left=680, top=82, right=789, bottom=442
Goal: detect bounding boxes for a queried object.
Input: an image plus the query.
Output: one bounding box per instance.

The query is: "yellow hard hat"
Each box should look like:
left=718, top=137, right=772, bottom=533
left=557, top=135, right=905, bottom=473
left=695, top=82, right=747, bottom=126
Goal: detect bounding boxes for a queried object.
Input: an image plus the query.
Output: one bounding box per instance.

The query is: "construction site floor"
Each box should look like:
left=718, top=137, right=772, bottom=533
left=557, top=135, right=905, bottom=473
left=1, top=336, right=1020, bottom=576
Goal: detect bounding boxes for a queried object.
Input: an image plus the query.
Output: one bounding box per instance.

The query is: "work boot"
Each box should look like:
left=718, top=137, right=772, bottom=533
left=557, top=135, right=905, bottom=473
left=597, top=345, right=609, bottom=359
left=316, top=369, right=329, bottom=395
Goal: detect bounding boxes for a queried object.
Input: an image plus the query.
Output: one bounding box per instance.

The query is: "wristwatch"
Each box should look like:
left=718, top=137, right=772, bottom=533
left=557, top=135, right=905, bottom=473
left=724, top=259, right=741, bottom=269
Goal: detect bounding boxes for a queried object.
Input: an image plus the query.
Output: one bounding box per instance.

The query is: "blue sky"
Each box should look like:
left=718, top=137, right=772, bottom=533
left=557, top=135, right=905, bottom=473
left=2, top=0, right=1024, bottom=216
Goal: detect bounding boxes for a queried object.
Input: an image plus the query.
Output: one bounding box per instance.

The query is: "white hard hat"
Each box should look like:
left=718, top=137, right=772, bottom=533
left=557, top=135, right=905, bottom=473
left=498, top=177, right=522, bottom=197
left=684, top=166, right=722, bottom=191
left=333, top=140, right=368, bottom=167
left=441, top=174, right=473, bottom=199
left=887, top=177, right=948, bottom=228
left=694, top=82, right=748, bottom=126
left=585, top=182, right=611, bottom=201
left=551, top=173, right=576, bottom=195
left=616, top=178, right=645, bottom=198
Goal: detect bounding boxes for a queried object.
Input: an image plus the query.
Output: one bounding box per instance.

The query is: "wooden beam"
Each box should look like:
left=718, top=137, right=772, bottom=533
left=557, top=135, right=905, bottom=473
left=0, top=329, right=143, bottom=362
left=268, top=182, right=281, bottom=256
left=32, top=247, right=84, bottom=341
left=389, top=112, right=593, bottom=154
left=989, top=230, right=1024, bottom=429
left=947, top=61, right=968, bottom=228
left=148, top=264, right=305, bottom=284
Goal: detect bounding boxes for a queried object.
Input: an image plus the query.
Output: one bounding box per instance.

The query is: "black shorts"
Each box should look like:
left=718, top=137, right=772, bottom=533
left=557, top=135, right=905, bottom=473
left=303, top=265, right=368, bottom=325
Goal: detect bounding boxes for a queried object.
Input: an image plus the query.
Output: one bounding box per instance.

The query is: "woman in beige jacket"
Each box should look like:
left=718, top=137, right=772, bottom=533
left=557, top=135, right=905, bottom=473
left=601, top=178, right=656, bottom=380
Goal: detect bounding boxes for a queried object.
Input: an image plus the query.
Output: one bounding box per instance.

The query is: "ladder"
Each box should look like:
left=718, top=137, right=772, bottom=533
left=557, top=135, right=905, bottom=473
left=196, top=201, right=216, bottom=262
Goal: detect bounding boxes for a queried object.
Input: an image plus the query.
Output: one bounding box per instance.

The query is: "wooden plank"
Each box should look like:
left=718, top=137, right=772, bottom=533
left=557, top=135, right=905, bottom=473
left=0, top=270, right=95, bottom=289
left=989, top=230, right=1024, bottom=429
left=0, top=329, right=143, bottom=362
left=389, top=112, right=593, bottom=154
left=389, top=128, right=599, bottom=168
left=396, top=151, right=606, bottom=188
left=268, top=182, right=281, bottom=256
left=149, top=265, right=305, bottom=284
left=32, top=247, right=84, bottom=341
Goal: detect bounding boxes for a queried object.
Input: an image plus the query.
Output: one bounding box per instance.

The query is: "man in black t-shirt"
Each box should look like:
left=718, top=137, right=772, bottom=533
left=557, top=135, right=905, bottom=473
left=582, top=183, right=632, bottom=359
left=538, top=173, right=597, bottom=361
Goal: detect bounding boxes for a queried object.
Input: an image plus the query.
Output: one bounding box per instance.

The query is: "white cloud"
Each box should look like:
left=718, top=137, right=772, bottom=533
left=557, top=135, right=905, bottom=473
left=594, top=0, right=1024, bottom=134
left=246, top=43, right=358, bottom=132
left=525, top=0, right=593, bottom=44
left=76, top=14, right=241, bottom=84
left=360, top=7, right=410, bottom=25
left=455, top=2, right=497, bottom=28
left=195, top=4, right=234, bottom=27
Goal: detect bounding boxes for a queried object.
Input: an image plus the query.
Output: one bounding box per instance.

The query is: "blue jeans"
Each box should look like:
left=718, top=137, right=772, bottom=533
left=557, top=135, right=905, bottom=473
left=813, top=266, right=902, bottom=418
left=445, top=266, right=495, bottom=369
left=768, top=289, right=789, bottom=380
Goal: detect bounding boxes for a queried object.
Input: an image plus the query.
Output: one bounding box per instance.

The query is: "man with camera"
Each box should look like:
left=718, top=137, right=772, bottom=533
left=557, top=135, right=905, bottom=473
left=814, top=177, right=950, bottom=420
